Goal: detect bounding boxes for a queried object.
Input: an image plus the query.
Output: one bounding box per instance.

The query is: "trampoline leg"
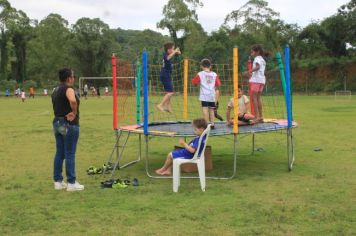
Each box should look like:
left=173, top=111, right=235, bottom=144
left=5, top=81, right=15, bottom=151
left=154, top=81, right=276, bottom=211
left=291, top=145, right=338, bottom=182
left=102, top=130, right=121, bottom=177
left=252, top=132, right=255, bottom=155
left=287, top=128, right=295, bottom=171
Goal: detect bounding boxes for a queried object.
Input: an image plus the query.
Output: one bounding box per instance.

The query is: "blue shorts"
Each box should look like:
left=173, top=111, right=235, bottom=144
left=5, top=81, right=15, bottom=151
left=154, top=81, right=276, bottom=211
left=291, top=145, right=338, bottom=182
left=160, top=74, right=174, bottom=92
left=171, top=150, right=194, bottom=159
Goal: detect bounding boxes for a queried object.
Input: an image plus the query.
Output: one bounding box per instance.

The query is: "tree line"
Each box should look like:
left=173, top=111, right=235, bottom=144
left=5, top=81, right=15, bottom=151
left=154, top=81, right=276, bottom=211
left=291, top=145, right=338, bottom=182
left=0, top=0, right=355, bottom=91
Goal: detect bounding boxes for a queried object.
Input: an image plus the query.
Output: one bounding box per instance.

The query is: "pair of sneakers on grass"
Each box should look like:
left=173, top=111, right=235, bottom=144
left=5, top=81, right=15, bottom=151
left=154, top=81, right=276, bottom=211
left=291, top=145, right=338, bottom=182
left=54, top=181, right=84, bottom=191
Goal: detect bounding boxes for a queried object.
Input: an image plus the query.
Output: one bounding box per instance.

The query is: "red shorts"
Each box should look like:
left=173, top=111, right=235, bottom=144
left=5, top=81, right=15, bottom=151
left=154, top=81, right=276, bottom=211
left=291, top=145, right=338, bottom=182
left=250, top=83, right=264, bottom=92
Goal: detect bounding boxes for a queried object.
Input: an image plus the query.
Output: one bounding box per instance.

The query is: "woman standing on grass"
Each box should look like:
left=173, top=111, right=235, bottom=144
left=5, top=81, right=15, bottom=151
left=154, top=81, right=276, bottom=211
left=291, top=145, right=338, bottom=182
left=51, top=68, right=84, bottom=191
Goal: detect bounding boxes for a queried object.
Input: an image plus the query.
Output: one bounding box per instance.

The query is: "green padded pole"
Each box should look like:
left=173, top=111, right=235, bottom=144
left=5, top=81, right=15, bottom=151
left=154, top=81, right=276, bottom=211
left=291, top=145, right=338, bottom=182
left=276, top=52, right=288, bottom=114
left=136, top=61, right=141, bottom=125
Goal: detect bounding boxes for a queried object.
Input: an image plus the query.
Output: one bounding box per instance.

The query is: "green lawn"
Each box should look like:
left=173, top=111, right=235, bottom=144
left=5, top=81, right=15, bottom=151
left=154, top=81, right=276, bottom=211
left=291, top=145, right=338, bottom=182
left=0, top=95, right=355, bottom=235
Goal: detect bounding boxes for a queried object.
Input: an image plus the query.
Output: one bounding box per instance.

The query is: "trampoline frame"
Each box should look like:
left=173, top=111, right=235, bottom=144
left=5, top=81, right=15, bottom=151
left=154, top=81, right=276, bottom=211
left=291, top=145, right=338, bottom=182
left=107, top=46, right=295, bottom=179
left=105, top=121, right=295, bottom=180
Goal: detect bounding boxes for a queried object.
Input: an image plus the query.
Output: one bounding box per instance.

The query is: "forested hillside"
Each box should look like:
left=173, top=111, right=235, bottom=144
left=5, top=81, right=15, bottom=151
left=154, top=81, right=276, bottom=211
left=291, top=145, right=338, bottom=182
left=0, top=0, right=355, bottom=91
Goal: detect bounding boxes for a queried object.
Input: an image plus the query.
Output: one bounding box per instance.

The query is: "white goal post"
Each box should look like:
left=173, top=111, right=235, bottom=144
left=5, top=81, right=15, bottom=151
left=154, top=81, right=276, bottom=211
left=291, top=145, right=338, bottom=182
left=79, top=77, right=136, bottom=96
left=334, top=90, right=352, bottom=100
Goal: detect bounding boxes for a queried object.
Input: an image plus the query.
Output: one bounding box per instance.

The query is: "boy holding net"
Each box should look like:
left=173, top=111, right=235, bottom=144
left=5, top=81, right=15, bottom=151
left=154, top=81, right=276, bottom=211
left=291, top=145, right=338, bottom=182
left=192, top=59, right=221, bottom=129
left=157, top=42, right=181, bottom=113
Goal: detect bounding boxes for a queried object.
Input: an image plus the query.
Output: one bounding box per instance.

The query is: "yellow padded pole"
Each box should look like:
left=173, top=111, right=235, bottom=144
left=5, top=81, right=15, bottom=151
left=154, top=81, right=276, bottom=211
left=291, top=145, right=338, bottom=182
left=183, top=59, right=188, bottom=120
left=233, top=47, right=239, bottom=134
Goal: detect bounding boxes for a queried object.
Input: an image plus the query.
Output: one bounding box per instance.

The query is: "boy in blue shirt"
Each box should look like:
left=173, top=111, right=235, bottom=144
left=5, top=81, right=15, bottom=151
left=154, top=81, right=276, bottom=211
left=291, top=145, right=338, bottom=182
left=157, top=42, right=181, bottom=113
left=155, top=118, right=208, bottom=176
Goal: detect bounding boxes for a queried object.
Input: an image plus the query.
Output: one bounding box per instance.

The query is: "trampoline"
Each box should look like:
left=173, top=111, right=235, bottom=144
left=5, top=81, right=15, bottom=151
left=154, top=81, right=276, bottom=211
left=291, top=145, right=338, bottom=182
left=105, top=46, right=296, bottom=180
left=119, top=120, right=298, bottom=137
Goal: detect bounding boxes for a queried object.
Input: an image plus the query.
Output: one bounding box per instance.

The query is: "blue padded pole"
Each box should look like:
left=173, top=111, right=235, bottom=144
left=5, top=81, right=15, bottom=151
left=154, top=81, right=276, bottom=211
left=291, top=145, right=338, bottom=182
left=285, top=45, right=292, bottom=128
left=143, top=50, right=149, bottom=135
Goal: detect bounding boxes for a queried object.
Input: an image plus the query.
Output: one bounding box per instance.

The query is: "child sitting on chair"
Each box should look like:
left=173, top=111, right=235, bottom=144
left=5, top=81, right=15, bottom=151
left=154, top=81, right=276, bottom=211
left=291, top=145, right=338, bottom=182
left=227, top=85, right=255, bottom=126
left=155, top=118, right=208, bottom=176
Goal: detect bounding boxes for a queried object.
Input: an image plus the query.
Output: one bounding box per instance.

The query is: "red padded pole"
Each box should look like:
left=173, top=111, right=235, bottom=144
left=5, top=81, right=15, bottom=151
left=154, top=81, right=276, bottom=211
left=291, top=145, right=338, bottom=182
left=112, top=54, right=117, bottom=130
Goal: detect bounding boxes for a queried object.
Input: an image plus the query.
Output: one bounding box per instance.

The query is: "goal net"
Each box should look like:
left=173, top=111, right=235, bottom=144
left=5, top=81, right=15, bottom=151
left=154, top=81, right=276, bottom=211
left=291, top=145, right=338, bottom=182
left=334, top=90, right=352, bottom=100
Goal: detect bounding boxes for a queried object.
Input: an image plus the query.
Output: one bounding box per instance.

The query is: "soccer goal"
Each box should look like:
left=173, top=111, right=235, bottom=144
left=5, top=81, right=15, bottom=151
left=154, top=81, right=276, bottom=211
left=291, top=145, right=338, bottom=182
left=334, top=90, right=352, bottom=100
left=79, top=77, right=135, bottom=97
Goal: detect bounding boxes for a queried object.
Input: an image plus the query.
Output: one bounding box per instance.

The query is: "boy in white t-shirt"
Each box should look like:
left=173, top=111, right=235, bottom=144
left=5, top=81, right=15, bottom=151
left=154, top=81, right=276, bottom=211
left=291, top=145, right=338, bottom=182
left=249, top=44, right=268, bottom=124
left=192, top=59, right=221, bottom=129
left=226, top=86, right=255, bottom=126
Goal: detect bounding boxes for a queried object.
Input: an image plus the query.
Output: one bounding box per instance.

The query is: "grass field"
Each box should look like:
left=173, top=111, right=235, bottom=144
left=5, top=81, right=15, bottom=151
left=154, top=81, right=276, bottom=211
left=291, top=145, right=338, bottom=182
left=0, top=95, right=355, bottom=235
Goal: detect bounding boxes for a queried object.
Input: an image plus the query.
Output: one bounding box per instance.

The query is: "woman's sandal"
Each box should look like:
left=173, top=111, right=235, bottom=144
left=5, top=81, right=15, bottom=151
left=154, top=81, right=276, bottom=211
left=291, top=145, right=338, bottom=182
left=101, top=179, right=115, bottom=188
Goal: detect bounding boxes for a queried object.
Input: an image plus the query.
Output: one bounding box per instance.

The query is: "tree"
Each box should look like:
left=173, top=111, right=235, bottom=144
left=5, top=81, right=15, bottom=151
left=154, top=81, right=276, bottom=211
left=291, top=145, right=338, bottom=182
left=27, top=14, right=71, bottom=87
left=71, top=18, right=113, bottom=76
left=0, top=0, right=14, bottom=81
left=6, top=9, right=32, bottom=83
left=321, top=15, right=348, bottom=57
left=224, top=0, right=279, bottom=34
left=338, top=0, right=356, bottom=46
left=157, top=0, right=204, bottom=53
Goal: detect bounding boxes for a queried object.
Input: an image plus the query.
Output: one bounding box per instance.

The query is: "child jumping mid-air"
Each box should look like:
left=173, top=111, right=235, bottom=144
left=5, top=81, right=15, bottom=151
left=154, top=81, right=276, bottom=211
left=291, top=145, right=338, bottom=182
left=226, top=85, right=255, bottom=126
left=249, top=44, right=268, bottom=124
left=157, top=42, right=181, bottom=113
left=155, top=118, right=208, bottom=176
left=192, top=59, right=221, bottom=129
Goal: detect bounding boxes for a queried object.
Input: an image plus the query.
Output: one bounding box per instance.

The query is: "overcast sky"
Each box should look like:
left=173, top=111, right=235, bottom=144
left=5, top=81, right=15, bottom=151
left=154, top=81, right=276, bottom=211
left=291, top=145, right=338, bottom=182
left=8, top=0, right=349, bottom=34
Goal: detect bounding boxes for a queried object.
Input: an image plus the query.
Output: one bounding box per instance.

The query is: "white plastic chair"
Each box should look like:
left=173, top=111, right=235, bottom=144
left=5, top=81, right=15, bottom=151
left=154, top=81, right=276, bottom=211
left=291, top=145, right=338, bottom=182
left=173, top=124, right=211, bottom=192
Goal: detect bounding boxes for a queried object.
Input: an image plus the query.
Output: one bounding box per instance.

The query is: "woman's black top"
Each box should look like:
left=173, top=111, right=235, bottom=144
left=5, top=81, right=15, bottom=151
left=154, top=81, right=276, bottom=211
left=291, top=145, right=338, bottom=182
left=52, top=84, right=80, bottom=125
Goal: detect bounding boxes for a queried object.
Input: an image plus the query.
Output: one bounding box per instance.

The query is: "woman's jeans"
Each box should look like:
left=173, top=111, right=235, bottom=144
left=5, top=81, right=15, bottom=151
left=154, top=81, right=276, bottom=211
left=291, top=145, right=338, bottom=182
left=53, top=121, right=79, bottom=184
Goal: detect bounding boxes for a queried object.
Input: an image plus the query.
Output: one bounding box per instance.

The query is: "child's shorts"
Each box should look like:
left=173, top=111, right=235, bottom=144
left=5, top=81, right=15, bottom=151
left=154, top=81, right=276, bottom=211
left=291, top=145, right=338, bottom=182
left=160, top=74, right=174, bottom=92
left=170, top=150, right=193, bottom=159
left=238, top=113, right=250, bottom=123
left=201, top=101, right=216, bottom=108
left=250, top=82, right=265, bottom=92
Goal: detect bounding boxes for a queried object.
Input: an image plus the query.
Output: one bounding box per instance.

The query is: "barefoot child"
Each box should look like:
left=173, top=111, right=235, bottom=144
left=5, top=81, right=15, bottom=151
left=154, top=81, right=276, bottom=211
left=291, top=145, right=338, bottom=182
left=249, top=44, right=268, bottom=123
left=226, top=86, right=255, bottom=126
left=192, top=59, right=221, bottom=129
left=155, top=118, right=208, bottom=176
left=157, top=42, right=181, bottom=112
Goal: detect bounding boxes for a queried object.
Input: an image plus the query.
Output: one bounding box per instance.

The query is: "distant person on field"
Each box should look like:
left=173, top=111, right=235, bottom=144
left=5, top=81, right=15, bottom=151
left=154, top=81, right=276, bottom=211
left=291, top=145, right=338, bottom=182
left=52, top=68, right=84, bottom=191
left=226, top=85, right=255, bottom=126
left=29, top=86, right=35, bottom=98
left=155, top=118, right=208, bottom=176
left=105, top=86, right=109, bottom=96
left=96, top=86, right=100, bottom=98
left=43, top=89, right=48, bottom=96
left=248, top=44, right=268, bottom=124
left=157, top=42, right=181, bottom=113
left=91, top=86, right=96, bottom=96
left=15, top=88, right=20, bottom=97
left=5, top=88, right=10, bottom=97
left=21, top=90, right=26, bottom=102
left=192, top=59, right=221, bottom=129
left=83, top=84, right=88, bottom=99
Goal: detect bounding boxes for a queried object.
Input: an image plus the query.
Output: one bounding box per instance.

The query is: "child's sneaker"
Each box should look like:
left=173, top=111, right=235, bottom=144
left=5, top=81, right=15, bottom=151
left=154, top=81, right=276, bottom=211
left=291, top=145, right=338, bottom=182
left=54, top=181, right=67, bottom=190
left=67, top=181, right=84, bottom=191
